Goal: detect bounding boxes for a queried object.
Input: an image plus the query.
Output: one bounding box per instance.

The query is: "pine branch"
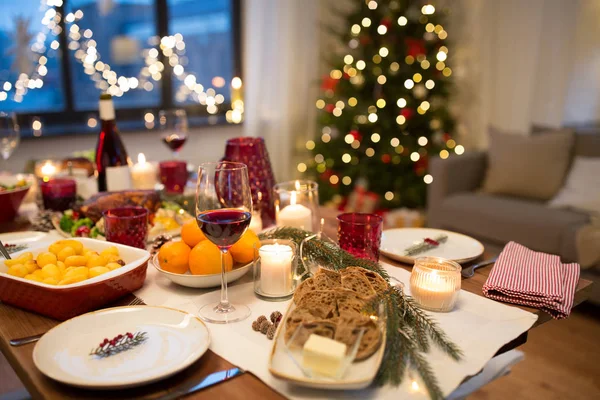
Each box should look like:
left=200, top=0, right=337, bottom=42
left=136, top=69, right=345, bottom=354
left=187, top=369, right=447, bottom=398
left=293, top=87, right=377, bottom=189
left=404, top=336, right=446, bottom=400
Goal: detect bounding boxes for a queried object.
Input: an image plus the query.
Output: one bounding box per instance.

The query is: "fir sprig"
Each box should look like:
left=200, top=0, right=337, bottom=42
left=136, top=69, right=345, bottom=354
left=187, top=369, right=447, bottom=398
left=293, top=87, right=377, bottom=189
left=90, top=331, right=148, bottom=358
left=259, top=227, right=462, bottom=400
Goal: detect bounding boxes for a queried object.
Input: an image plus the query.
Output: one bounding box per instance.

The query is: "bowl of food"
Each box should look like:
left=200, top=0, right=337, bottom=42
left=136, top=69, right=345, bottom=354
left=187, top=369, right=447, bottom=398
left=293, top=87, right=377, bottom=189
left=0, top=174, right=34, bottom=223
left=0, top=238, right=150, bottom=320
left=151, top=223, right=259, bottom=288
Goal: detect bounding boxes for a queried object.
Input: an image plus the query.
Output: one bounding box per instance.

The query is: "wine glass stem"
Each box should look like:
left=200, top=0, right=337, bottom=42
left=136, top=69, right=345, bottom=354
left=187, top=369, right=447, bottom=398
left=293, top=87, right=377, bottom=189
left=218, top=248, right=231, bottom=310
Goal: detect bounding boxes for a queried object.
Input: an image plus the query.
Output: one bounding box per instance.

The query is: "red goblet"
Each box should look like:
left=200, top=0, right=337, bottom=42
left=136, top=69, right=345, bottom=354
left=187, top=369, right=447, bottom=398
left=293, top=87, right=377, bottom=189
left=159, top=160, right=188, bottom=194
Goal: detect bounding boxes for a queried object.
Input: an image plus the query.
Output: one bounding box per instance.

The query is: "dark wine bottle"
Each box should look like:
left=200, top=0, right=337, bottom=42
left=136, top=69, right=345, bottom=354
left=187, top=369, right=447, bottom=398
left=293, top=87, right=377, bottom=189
left=95, top=94, right=129, bottom=192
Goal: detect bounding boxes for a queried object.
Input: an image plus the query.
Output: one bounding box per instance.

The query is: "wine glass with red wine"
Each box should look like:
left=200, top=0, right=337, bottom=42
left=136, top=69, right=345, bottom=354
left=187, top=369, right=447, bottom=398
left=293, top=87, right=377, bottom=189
left=196, top=161, right=253, bottom=323
left=159, top=109, right=188, bottom=158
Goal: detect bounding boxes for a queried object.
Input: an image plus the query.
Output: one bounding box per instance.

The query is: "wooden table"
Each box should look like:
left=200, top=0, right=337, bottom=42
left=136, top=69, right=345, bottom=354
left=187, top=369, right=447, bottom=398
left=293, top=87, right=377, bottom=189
left=0, top=208, right=593, bottom=399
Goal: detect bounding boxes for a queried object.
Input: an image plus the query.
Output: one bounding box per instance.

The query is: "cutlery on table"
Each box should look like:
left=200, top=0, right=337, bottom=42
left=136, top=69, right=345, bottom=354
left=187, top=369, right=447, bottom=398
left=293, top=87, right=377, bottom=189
left=0, top=240, right=12, bottom=259
left=461, top=257, right=498, bottom=278
left=140, top=368, right=245, bottom=400
left=10, top=297, right=145, bottom=347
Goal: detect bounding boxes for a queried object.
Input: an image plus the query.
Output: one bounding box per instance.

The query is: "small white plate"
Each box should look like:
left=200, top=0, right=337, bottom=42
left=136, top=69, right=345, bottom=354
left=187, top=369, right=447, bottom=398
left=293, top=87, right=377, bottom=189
left=33, top=306, right=210, bottom=389
left=380, top=228, right=484, bottom=264
left=269, top=301, right=386, bottom=390
left=151, top=253, right=252, bottom=288
left=0, top=231, right=48, bottom=244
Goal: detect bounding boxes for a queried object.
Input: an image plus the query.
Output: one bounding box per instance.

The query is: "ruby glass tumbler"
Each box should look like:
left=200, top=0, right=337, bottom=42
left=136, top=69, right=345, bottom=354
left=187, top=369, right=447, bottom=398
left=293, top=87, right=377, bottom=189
left=337, top=212, right=383, bottom=261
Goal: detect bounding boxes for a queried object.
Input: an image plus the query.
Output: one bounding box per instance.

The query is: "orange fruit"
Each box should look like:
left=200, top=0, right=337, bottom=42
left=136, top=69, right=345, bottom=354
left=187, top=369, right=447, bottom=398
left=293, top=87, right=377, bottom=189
left=229, top=230, right=261, bottom=264
left=189, top=241, right=233, bottom=275
left=158, top=241, right=191, bottom=274
left=181, top=220, right=207, bottom=248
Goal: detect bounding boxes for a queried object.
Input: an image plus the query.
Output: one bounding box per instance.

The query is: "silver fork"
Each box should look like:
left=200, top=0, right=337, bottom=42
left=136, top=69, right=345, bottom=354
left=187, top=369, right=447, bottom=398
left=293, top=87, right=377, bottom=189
left=9, top=296, right=145, bottom=346
left=461, top=257, right=498, bottom=278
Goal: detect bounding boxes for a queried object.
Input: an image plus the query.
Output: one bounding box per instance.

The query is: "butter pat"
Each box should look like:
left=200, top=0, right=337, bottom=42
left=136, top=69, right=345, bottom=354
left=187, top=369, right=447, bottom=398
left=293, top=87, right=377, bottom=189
left=302, top=334, right=348, bottom=378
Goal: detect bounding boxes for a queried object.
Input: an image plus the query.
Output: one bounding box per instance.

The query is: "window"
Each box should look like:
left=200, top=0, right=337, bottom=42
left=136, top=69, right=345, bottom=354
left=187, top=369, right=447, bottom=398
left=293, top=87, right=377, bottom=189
left=0, top=0, right=241, bottom=137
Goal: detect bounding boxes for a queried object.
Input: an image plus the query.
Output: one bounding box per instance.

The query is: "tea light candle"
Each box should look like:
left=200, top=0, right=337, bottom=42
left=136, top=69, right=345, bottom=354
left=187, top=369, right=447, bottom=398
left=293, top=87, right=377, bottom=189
left=38, top=160, right=59, bottom=181
left=410, top=257, right=461, bottom=312
left=131, top=153, right=157, bottom=189
left=259, top=244, right=293, bottom=295
left=277, top=191, right=313, bottom=231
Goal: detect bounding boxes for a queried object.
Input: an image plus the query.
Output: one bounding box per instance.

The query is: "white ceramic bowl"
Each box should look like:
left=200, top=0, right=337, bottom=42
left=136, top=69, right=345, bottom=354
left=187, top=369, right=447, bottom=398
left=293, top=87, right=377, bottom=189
left=151, top=254, right=252, bottom=288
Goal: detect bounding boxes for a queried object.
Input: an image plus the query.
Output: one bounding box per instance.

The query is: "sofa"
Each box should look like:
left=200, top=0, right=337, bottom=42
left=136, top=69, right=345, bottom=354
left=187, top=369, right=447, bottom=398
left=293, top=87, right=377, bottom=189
left=427, top=131, right=600, bottom=302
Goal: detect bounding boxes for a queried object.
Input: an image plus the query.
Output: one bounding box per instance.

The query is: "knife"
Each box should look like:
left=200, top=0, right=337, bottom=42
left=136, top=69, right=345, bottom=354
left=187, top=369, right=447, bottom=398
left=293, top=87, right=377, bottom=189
left=152, top=368, right=245, bottom=400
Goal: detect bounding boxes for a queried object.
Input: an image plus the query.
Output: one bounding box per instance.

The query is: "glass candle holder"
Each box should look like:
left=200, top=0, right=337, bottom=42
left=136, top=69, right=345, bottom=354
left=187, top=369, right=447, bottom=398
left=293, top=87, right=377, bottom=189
left=159, top=160, right=188, bottom=193
left=337, top=213, right=383, bottom=261
left=253, top=239, right=298, bottom=300
left=40, top=179, right=76, bottom=211
left=410, top=257, right=461, bottom=312
left=274, top=180, right=320, bottom=233
left=103, top=207, right=149, bottom=249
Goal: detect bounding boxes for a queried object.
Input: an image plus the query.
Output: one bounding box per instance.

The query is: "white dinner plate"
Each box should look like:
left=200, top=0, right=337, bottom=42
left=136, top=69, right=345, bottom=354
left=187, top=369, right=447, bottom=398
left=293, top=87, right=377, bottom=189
left=380, top=228, right=484, bottom=264
left=33, top=306, right=210, bottom=389
left=0, top=231, right=48, bottom=244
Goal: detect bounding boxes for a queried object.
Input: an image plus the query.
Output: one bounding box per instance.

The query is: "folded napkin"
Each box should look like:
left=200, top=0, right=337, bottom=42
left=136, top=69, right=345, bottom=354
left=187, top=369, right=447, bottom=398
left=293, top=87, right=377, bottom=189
left=482, top=242, right=580, bottom=319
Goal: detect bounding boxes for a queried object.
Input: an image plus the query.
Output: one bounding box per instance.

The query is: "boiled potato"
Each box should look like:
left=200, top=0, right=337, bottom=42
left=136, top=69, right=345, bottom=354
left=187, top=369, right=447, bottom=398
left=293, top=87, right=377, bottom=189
left=32, top=269, right=44, bottom=279
left=42, top=277, right=59, bottom=285
left=103, top=254, right=122, bottom=263
left=57, top=261, right=66, bottom=274
left=41, top=264, right=61, bottom=279
left=24, top=261, right=38, bottom=274
left=4, top=252, right=33, bottom=266
left=106, top=262, right=122, bottom=271
left=64, top=266, right=88, bottom=279
left=89, top=266, right=110, bottom=278
left=36, top=252, right=57, bottom=268
left=49, top=240, right=83, bottom=256
left=7, top=265, right=28, bottom=278
left=101, top=246, right=119, bottom=257
left=57, top=246, right=76, bottom=262
left=58, top=274, right=87, bottom=285
left=87, top=255, right=107, bottom=268
left=83, top=250, right=99, bottom=257
left=64, top=255, right=88, bottom=268
left=24, top=274, right=42, bottom=282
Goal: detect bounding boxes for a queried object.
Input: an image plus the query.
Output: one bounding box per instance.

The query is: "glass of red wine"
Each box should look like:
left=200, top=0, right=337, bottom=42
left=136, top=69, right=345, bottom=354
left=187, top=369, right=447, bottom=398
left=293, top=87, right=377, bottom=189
left=159, top=109, right=188, bottom=158
left=196, top=161, right=253, bottom=323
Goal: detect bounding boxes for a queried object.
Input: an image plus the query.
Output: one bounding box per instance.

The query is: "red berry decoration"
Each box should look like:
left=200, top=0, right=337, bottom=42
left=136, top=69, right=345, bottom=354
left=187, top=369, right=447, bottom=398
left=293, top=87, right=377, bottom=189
left=71, top=211, right=80, bottom=220
left=75, top=226, right=91, bottom=237
left=401, top=108, right=415, bottom=120
left=349, top=130, right=362, bottom=141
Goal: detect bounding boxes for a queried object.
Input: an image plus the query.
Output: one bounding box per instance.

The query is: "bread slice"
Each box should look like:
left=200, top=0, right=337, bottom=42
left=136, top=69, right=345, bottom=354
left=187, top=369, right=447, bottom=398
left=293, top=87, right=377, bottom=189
left=341, top=271, right=377, bottom=297
left=287, top=320, right=337, bottom=347
left=343, top=267, right=388, bottom=293
left=296, top=290, right=337, bottom=319
left=335, top=288, right=368, bottom=316
left=315, top=267, right=342, bottom=284
left=293, top=277, right=316, bottom=304
left=334, top=315, right=381, bottom=360
left=312, top=273, right=339, bottom=291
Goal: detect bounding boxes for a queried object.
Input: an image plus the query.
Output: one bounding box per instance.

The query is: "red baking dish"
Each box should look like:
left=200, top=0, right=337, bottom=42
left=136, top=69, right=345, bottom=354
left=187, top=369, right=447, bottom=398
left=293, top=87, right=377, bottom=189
left=0, top=238, right=150, bottom=321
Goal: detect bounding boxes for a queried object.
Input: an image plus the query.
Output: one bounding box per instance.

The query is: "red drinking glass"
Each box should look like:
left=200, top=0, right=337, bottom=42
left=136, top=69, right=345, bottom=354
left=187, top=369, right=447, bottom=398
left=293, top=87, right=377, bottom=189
left=40, top=179, right=77, bottom=211
left=337, top=213, right=383, bottom=261
left=223, top=137, right=276, bottom=228
left=159, top=160, right=188, bottom=193
left=103, top=207, right=148, bottom=249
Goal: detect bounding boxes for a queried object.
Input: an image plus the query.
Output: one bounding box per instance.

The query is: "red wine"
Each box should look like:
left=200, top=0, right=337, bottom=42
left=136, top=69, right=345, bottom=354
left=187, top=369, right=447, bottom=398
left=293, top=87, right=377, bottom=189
left=95, top=94, right=129, bottom=192
left=197, top=209, right=251, bottom=248
left=162, top=134, right=187, bottom=152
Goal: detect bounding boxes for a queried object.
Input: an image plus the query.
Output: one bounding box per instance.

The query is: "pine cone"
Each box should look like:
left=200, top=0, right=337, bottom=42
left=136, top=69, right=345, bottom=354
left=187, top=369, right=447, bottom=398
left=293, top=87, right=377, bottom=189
left=256, top=315, right=267, bottom=325
left=260, top=320, right=271, bottom=334
left=151, top=234, right=172, bottom=254
left=266, top=324, right=277, bottom=340
left=270, top=311, right=282, bottom=324
left=251, top=320, right=260, bottom=331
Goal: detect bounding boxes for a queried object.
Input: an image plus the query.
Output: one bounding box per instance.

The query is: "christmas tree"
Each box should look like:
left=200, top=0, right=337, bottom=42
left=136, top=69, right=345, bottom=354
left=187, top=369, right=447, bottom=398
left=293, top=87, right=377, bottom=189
left=299, top=0, right=461, bottom=210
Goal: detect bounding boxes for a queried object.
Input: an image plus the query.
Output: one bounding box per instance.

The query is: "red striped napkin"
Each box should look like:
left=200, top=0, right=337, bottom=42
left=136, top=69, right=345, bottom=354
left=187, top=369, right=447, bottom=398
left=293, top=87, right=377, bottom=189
left=482, top=242, right=580, bottom=319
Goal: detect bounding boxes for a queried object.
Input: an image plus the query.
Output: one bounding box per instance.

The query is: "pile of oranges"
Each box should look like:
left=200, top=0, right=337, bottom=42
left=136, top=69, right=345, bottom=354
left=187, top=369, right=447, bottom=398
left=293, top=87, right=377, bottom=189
left=157, top=220, right=260, bottom=276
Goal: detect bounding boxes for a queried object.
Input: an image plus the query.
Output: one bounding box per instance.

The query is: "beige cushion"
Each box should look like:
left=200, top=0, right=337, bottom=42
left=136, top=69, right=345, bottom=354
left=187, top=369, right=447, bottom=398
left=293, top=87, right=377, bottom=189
left=482, top=128, right=575, bottom=200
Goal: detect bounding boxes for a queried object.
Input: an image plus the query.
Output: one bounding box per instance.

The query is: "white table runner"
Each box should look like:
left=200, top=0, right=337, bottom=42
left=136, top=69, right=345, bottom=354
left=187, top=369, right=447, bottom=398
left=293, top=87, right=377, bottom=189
left=137, top=262, right=538, bottom=398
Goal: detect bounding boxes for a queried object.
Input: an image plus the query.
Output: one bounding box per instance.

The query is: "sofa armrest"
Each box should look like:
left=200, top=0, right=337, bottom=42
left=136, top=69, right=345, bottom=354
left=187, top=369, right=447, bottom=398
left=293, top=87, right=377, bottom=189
left=427, top=152, right=487, bottom=225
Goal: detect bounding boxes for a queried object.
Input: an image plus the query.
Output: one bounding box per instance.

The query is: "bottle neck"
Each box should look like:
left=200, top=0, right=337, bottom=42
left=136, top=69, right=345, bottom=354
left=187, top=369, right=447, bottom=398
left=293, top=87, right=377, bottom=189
left=99, top=99, right=115, bottom=121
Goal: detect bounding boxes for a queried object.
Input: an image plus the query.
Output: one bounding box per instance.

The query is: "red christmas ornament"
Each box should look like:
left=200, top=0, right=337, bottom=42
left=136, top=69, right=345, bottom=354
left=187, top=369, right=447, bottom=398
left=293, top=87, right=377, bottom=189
left=405, top=38, right=426, bottom=57
left=349, top=130, right=362, bottom=141
left=325, top=104, right=335, bottom=113
left=380, top=17, right=392, bottom=28
left=321, top=75, right=339, bottom=92
left=401, top=108, right=415, bottom=120
left=413, top=155, right=429, bottom=174
left=381, top=154, right=391, bottom=164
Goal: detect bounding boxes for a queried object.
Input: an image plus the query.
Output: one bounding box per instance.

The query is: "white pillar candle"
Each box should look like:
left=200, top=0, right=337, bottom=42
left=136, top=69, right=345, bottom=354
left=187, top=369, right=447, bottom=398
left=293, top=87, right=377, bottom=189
left=131, top=153, right=157, bottom=190
left=277, top=191, right=313, bottom=231
left=249, top=211, right=263, bottom=234
left=259, top=244, right=293, bottom=295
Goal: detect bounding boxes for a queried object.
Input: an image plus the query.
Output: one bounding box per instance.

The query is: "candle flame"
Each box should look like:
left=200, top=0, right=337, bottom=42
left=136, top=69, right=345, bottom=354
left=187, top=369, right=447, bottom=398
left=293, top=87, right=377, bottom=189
left=295, top=180, right=301, bottom=190
left=291, top=191, right=297, bottom=205
left=41, top=161, right=57, bottom=177
left=137, top=153, right=146, bottom=164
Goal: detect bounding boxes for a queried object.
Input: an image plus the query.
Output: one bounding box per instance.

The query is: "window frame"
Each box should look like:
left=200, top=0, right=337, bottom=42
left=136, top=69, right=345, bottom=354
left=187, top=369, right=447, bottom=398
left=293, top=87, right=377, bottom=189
left=14, top=0, right=242, bottom=137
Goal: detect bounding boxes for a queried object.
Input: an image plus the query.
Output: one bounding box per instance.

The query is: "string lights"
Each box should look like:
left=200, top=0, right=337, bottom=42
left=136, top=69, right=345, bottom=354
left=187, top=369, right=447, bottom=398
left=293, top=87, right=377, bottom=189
left=1, top=0, right=244, bottom=124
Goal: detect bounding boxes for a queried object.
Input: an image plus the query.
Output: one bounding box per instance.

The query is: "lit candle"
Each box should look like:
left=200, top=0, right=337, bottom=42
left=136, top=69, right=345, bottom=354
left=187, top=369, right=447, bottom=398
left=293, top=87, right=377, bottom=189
left=249, top=211, right=263, bottom=234
left=131, top=153, right=157, bottom=190
left=410, top=258, right=461, bottom=312
left=39, top=161, right=58, bottom=182
left=259, top=244, right=293, bottom=295
left=277, top=191, right=313, bottom=231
